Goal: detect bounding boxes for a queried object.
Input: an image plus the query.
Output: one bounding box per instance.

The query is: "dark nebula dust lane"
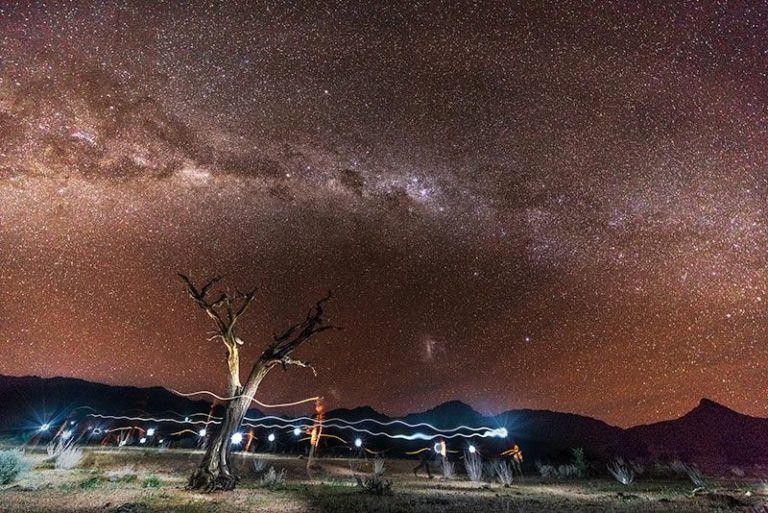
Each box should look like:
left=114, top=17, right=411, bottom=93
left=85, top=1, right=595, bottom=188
left=1, top=1, right=767, bottom=427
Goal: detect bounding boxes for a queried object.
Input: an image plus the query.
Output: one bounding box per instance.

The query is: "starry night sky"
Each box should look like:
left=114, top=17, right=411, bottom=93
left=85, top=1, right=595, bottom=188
left=1, top=1, right=767, bottom=427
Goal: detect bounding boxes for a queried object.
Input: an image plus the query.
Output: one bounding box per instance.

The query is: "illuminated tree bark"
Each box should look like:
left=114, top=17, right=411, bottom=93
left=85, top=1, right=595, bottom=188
left=178, top=274, right=336, bottom=492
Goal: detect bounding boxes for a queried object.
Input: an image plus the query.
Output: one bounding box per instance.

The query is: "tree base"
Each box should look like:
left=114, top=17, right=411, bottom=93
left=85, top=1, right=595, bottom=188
left=187, top=468, right=238, bottom=492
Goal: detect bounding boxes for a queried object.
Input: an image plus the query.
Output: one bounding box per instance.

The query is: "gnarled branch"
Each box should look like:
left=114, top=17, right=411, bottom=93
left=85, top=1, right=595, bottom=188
left=178, top=273, right=257, bottom=343
left=279, top=356, right=317, bottom=376
left=262, top=291, right=339, bottom=368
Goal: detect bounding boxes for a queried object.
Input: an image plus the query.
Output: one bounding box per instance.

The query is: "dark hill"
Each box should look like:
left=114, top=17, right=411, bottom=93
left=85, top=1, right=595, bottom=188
left=624, top=398, right=768, bottom=465
left=1, top=375, right=764, bottom=466
left=0, top=375, right=216, bottom=432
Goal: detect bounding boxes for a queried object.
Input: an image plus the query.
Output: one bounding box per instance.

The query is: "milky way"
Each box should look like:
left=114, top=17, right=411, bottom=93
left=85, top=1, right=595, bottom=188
left=1, top=1, right=767, bottom=426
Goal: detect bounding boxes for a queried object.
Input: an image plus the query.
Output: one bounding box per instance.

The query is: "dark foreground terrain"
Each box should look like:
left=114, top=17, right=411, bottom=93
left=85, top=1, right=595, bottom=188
left=1, top=446, right=766, bottom=513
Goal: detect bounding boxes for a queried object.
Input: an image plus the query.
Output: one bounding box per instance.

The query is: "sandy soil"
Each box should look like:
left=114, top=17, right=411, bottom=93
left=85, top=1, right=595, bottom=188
left=0, top=447, right=765, bottom=512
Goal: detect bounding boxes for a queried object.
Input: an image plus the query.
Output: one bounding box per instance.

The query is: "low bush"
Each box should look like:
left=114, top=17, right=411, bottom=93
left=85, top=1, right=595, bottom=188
left=607, top=458, right=636, bottom=485
left=79, top=475, right=101, bottom=489
left=355, top=457, right=391, bottom=495
left=670, top=460, right=707, bottom=489
left=0, top=449, right=29, bottom=485
left=492, top=459, right=514, bottom=486
left=54, top=444, right=83, bottom=470
left=463, top=450, right=483, bottom=482
left=252, top=457, right=269, bottom=473
left=572, top=448, right=589, bottom=478
left=106, top=465, right=138, bottom=483
left=535, top=460, right=581, bottom=479
left=439, top=458, right=455, bottom=480
left=141, top=475, right=162, bottom=489
left=260, top=466, right=287, bottom=490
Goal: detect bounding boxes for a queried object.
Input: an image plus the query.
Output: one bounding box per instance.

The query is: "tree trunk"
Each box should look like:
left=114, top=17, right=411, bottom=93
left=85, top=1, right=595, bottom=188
left=188, top=361, right=270, bottom=491
left=177, top=274, right=335, bottom=493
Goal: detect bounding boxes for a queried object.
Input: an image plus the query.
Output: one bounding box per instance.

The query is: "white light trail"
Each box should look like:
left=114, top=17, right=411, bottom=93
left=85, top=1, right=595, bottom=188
left=86, top=413, right=508, bottom=442
left=242, top=414, right=498, bottom=434
left=170, top=389, right=321, bottom=409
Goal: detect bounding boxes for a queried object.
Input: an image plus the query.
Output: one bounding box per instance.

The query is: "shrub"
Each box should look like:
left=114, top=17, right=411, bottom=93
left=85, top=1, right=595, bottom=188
left=557, top=464, right=580, bottom=479
left=106, top=465, right=138, bottom=483
left=670, top=460, right=707, bottom=489
left=54, top=444, right=83, bottom=470
left=536, top=461, right=557, bottom=479
left=0, top=449, right=29, bottom=485
left=607, top=458, right=636, bottom=485
left=535, top=460, right=581, bottom=480
left=492, top=460, right=514, bottom=486
left=571, top=448, right=589, bottom=478
left=372, top=456, right=386, bottom=477
left=464, top=450, right=483, bottom=482
left=439, top=458, right=456, bottom=480
left=79, top=475, right=101, bottom=489
left=252, top=457, right=268, bottom=473
left=141, top=475, right=161, bottom=488
left=46, top=441, right=61, bottom=459
left=260, top=466, right=286, bottom=490
left=355, top=456, right=391, bottom=495
left=112, top=503, right=151, bottom=513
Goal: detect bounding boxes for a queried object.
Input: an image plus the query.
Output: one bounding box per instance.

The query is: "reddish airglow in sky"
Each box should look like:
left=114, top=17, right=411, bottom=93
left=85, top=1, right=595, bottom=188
left=1, top=2, right=767, bottom=427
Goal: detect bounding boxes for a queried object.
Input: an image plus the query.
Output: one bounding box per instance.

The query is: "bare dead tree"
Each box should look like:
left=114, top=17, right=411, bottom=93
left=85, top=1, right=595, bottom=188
left=178, top=273, right=337, bottom=491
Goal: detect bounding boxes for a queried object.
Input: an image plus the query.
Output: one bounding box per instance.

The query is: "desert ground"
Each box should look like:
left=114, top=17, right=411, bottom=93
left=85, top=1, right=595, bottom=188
left=0, top=446, right=766, bottom=513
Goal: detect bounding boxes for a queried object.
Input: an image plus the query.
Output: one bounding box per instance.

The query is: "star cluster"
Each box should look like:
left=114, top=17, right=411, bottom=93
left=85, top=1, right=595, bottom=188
left=1, top=1, right=767, bottom=426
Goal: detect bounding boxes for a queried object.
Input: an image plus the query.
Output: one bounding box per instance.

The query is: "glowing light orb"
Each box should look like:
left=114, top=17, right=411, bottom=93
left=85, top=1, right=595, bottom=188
left=231, top=432, right=243, bottom=445
left=468, top=444, right=476, bottom=454
left=354, top=438, right=362, bottom=448
left=293, top=427, right=301, bottom=436
left=198, top=428, right=207, bottom=437
left=159, top=439, right=165, bottom=444
left=497, top=427, right=508, bottom=438
left=139, top=437, right=147, bottom=444
left=40, top=423, right=50, bottom=431
left=267, top=433, right=276, bottom=442
left=147, top=428, right=156, bottom=437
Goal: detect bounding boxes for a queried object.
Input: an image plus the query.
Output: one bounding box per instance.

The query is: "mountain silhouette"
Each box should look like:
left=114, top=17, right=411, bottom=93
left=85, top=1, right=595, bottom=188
left=0, top=375, right=763, bottom=466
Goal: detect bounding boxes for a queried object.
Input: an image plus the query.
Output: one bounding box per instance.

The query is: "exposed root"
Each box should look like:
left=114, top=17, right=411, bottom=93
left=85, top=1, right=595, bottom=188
left=187, top=468, right=239, bottom=492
